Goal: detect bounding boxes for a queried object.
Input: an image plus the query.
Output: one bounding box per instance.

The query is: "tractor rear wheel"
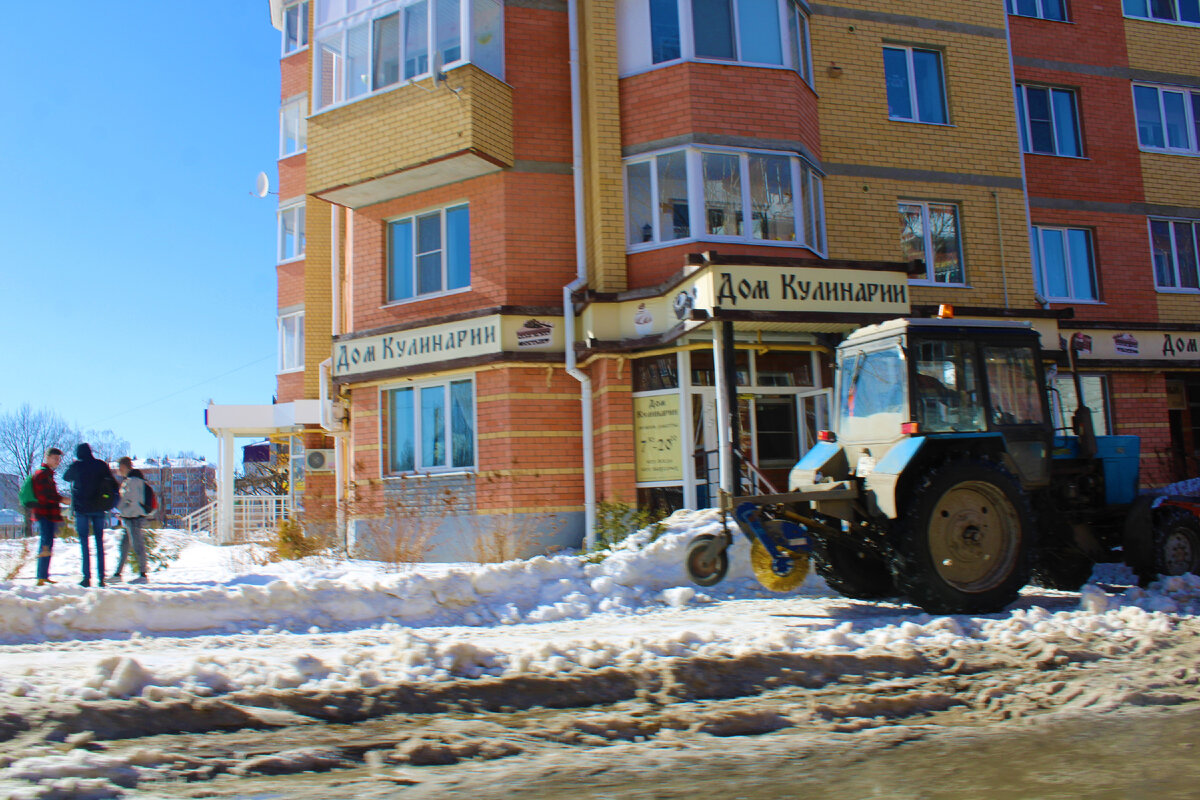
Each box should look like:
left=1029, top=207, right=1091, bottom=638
left=814, top=537, right=896, bottom=599
left=1152, top=507, right=1200, bottom=580
left=890, top=459, right=1033, bottom=614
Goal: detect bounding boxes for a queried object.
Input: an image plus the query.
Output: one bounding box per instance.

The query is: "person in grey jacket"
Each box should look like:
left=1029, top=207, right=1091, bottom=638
left=111, top=457, right=151, bottom=584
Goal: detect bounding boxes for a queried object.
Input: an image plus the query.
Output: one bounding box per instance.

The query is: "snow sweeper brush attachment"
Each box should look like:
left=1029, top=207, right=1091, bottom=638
left=734, top=502, right=813, bottom=592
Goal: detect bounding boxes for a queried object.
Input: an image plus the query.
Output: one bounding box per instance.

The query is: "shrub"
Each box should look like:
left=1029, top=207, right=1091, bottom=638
left=592, top=500, right=669, bottom=554
left=267, top=518, right=327, bottom=561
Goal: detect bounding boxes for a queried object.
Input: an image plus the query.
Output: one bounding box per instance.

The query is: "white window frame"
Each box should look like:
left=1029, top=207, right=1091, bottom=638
left=899, top=200, right=966, bottom=286
left=385, top=202, right=471, bottom=305
left=382, top=376, right=478, bottom=476
left=279, top=95, right=308, bottom=158
left=1031, top=225, right=1099, bottom=302
left=1122, top=0, right=1200, bottom=26
left=1006, top=0, right=1068, bottom=21
left=278, top=202, right=307, bottom=263
left=618, top=0, right=812, bottom=82
left=283, top=1, right=311, bottom=55
left=1149, top=217, right=1200, bottom=292
left=278, top=311, right=306, bottom=373
left=623, top=146, right=825, bottom=255
left=1132, top=83, right=1200, bottom=155
left=313, top=0, right=504, bottom=112
left=1016, top=84, right=1083, bottom=157
left=883, top=46, right=949, bottom=125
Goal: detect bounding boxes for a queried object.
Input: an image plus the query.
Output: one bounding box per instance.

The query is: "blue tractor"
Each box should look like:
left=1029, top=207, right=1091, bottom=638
left=685, top=318, right=1200, bottom=614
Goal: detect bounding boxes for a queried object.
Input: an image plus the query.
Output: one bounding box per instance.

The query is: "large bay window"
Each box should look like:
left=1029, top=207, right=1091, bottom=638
left=388, top=203, right=470, bottom=303
left=315, top=0, right=503, bottom=111
left=618, top=0, right=811, bottom=81
left=625, top=147, right=825, bottom=253
left=386, top=378, right=476, bottom=473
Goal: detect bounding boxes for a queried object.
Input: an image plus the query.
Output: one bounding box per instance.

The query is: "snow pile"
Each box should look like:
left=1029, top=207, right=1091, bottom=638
left=0, top=750, right=138, bottom=799
left=0, top=510, right=777, bottom=642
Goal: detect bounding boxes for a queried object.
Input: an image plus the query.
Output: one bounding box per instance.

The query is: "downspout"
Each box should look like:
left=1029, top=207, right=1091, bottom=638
left=328, top=206, right=348, bottom=549
left=566, top=0, right=596, bottom=550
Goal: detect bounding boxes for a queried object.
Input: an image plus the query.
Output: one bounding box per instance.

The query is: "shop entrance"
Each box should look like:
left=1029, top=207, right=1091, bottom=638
left=688, top=387, right=830, bottom=509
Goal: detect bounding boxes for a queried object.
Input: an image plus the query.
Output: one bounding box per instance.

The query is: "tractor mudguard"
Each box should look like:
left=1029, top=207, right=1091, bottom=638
left=789, top=441, right=849, bottom=489
left=863, top=437, right=925, bottom=519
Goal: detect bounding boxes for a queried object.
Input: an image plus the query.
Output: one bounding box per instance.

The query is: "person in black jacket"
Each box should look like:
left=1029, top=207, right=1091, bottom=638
left=63, top=443, right=119, bottom=588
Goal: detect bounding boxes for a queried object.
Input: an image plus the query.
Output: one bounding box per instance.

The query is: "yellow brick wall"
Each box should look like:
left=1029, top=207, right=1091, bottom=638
left=581, top=0, right=627, bottom=292
left=1140, top=152, right=1200, bottom=208
left=1156, top=292, right=1200, bottom=325
left=304, top=196, right=333, bottom=399
left=1124, top=18, right=1200, bottom=77
left=823, top=0, right=1008, bottom=30
left=305, top=65, right=514, bottom=197
left=812, top=20, right=1023, bottom=178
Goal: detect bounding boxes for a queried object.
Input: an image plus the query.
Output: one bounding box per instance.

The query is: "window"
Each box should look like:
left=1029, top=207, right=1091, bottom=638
left=1150, top=218, right=1200, bottom=291
left=624, top=147, right=825, bottom=253
left=1123, top=0, right=1200, bottom=24
left=883, top=46, right=948, bottom=124
left=913, top=339, right=985, bottom=433
left=279, top=312, right=305, bottom=372
left=314, top=0, right=502, bottom=111
left=982, top=346, right=1046, bottom=426
left=1032, top=226, right=1097, bottom=301
left=1052, top=374, right=1109, bottom=434
left=1016, top=85, right=1081, bottom=156
left=283, top=1, right=310, bottom=54
left=899, top=201, right=964, bottom=284
left=278, top=203, right=306, bottom=262
left=388, top=204, right=470, bottom=302
left=386, top=378, right=476, bottom=473
left=839, top=346, right=907, bottom=442
left=280, top=96, right=308, bottom=157
left=1133, top=84, right=1200, bottom=153
left=1006, top=0, right=1067, bottom=20
left=626, top=0, right=811, bottom=80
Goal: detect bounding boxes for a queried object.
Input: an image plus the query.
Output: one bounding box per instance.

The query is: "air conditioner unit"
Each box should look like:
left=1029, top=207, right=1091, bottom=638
left=306, top=449, right=336, bottom=471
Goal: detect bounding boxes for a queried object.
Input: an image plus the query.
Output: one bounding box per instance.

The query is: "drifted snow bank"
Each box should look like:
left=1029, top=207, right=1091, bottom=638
left=0, top=510, right=772, bottom=642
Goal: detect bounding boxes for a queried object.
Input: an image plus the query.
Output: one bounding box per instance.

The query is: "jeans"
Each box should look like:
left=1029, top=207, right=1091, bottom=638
left=114, top=517, right=148, bottom=577
left=76, top=512, right=107, bottom=583
left=36, top=518, right=56, bottom=580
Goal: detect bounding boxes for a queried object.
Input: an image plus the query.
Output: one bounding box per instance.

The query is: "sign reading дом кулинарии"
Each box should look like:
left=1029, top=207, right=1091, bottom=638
left=696, top=266, right=911, bottom=315
left=333, top=315, right=502, bottom=379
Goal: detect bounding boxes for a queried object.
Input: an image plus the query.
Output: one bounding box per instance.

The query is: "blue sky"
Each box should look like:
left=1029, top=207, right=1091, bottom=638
left=0, top=2, right=283, bottom=462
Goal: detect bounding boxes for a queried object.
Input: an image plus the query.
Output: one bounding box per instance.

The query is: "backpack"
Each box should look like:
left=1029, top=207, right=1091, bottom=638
left=18, top=473, right=37, bottom=508
left=94, top=470, right=120, bottom=511
left=143, top=482, right=158, bottom=513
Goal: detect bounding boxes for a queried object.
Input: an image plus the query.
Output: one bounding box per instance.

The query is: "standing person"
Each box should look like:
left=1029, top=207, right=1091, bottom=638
left=63, top=443, right=119, bottom=588
left=112, top=457, right=151, bottom=584
left=30, top=448, right=68, bottom=587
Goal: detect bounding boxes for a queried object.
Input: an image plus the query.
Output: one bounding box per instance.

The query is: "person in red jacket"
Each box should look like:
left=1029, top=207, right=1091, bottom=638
left=31, top=448, right=67, bottom=587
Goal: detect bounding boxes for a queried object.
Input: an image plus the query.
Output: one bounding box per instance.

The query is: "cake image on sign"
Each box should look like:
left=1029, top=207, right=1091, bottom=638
left=1113, top=333, right=1139, bottom=355
left=1070, top=332, right=1092, bottom=354
left=517, top=319, right=553, bottom=348
left=634, top=302, right=654, bottom=336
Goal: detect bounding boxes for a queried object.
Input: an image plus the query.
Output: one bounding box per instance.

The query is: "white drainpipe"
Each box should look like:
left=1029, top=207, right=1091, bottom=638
left=319, top=357, right=347, bottom=547
left=566, top=0, right=596, bottom=549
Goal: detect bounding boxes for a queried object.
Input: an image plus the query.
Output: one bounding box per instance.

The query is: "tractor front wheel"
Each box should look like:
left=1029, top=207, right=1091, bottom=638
left=1152, top=507, right=1200, bottom=580
left=891, top=459, right=1033, bottom=614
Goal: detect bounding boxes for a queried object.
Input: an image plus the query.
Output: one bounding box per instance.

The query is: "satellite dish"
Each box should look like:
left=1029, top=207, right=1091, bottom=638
left=254, top=171, right=271, bottom=198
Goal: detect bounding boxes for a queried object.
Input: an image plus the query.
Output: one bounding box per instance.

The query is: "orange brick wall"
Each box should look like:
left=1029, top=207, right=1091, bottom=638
left=1110, top=372, right=1174, bottom=488
left=591, top=358, right=636, bottom=504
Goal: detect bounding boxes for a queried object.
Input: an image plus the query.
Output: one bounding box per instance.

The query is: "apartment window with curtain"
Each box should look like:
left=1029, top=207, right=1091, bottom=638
left=1150, top=218, right=1200, bottom=291
left=883, top=46, right=948, bottom=124
left=278, top=203, right=306, bottom=262
left=314, top=0, right=503, bottom=111
left=1123, top=0, right=1200, bottom=24
left=385, top=378, right=476, bottom=473
left=1133, top=83, right=1200, bottom=153
left=283, top=1, right=310, bottom=54
left=1031, top=226, right=1097, bottom=301
left=1016, top=85, right=1082, bottom=156
left=623, top=0, right=811, bottom=81
left=279, top=312, right=305, bottom=372
left=1006, top=0, right=1067, bottom=20
left=899, top=201, right=964, bottom=284
left=624, top=147, right=825, bottom=254
left=280, top=96, right=308, bottom=157
left=387, top=204, right=470, bottom=302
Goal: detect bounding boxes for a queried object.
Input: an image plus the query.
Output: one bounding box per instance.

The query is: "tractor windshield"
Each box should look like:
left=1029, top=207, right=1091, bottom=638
left=838, top=345, right=906, bottom=441
left=912, top=339, right=986, bottom=432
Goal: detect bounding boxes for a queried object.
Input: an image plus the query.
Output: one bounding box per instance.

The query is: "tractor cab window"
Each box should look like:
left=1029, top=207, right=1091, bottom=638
left=983, top=346, right=1046, bottom=426
left=838, top=345, right=906, bottom=441
left=912, top=339, right=985, bottom=432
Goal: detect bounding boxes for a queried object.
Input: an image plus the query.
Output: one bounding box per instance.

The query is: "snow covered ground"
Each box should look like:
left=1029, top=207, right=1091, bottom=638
left=2, top=509, right=1200, bottom=797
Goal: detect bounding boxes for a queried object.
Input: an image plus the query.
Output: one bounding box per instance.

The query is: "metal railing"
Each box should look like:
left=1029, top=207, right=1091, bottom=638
left=182, top=502, right=216, bottom=536
left=182, top=495, right=291, bottom=542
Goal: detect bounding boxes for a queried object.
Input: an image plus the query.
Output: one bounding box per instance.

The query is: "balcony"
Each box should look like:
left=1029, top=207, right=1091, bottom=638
left=306, top=64, right=514, bottom=208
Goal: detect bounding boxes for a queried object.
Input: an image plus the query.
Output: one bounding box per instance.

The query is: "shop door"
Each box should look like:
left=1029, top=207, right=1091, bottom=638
left=691, top=389, right=720, bottom=509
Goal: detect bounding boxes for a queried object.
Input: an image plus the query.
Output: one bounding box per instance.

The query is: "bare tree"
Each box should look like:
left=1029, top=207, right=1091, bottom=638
left=65, top=428, right=131, bottom=465
left=0, top=405, right=74, bottom=535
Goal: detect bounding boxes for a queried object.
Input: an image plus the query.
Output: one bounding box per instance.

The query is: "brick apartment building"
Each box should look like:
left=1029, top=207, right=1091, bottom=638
left=125, top=458, right=215, bottom=523
left=204, top=0, right=1200, bottom=553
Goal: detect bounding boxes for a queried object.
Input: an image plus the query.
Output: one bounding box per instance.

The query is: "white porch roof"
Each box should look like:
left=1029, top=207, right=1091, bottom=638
left=205, top=400, right=323, bottom=436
